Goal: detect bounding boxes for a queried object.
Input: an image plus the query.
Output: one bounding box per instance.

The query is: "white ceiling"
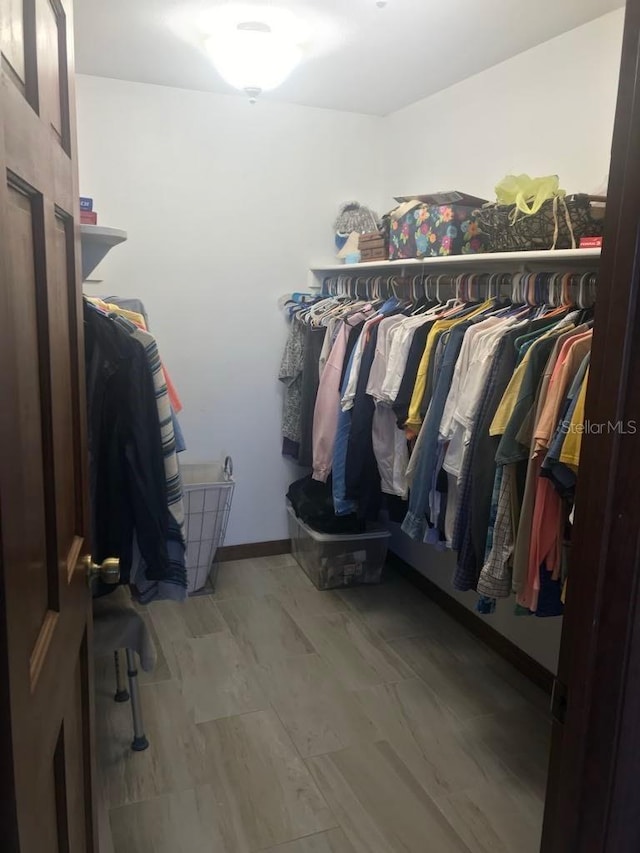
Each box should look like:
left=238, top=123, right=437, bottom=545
left=74, top=0, right=624, bottom=116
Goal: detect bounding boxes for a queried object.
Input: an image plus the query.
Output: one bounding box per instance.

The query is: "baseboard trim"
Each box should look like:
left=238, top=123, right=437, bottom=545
left=387, top=551, right=554, bottom=695
left=217, top=539, right=292, bottom=563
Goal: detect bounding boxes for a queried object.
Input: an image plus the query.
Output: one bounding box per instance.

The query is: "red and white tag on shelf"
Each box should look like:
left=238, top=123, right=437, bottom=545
left=580, top=236, right=603, bottom=249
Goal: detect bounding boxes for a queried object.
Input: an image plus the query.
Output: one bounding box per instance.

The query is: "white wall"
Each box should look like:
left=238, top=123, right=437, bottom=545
left=383, top=8, right=624, bottom=203
left=380, top=8, right=624, bottom=671
left=75, top=75, right=383, bottom=545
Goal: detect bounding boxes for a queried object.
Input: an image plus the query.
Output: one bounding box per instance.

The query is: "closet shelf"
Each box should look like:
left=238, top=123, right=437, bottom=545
left=310, top=247, right=601, bottom=278
left=80, top=224, right=128, bottom=281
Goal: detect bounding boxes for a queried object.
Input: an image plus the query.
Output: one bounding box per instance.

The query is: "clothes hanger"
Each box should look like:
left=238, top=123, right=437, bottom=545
left=434, top=275, right=456, bottom=312
left=561, top=272, right=572, bottom=307
left=390, top=274, right=412, bottom=312
left=301, top=297, right=337, bottom=325
left=580, top=272, right=597, bottom=309
left=440, top=274, right=471, bottom=316
left=410, top=272, right=429, bottom=315
left=511, top=272, right=523, bottom=305
left=426, top=275, right=444, bottom=308
left=372, top=275, right=383, bottom=303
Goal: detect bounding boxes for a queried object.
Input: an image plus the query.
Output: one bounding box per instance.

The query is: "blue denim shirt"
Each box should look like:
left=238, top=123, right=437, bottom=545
left=402, top=323, right=470, bottom=541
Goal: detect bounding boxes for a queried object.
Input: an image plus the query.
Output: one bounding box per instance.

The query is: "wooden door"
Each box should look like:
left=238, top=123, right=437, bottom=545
left=0, top=0, right=98, bottom=850
left=542, top=0, right=640, bottom=850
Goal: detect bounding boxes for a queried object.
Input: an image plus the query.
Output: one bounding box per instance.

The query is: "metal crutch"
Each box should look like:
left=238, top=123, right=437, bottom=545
left=125, top=648, right=150, bottom=752
left=113, top=649, right=129, bottom=703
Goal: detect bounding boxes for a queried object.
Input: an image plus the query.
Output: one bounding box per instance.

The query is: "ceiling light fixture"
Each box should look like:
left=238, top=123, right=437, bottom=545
left=205, top=20, right=302, bottom=103
left=376, top=0, right=388, bottom=7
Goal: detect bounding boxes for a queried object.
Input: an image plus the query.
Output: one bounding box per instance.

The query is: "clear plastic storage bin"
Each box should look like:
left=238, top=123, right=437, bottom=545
left=182, top=459, right=234, bottom=594
left=287, top=504, right=390, bottom=590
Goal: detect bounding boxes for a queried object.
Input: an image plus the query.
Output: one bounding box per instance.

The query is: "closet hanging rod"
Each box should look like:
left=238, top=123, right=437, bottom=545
left=319, top=269, right=598, bottom=308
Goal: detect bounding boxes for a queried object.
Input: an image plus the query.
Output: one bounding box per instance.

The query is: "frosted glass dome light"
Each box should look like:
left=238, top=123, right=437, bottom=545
left=205, top=21, right=302, bottom=102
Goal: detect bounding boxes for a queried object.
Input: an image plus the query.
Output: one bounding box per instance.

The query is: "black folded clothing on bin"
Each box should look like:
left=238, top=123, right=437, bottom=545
left=287, top=475, right=366, bottom=536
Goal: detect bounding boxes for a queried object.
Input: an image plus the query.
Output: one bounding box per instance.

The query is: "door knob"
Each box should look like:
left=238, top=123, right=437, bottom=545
left=82, top=555, right=120, bottom=586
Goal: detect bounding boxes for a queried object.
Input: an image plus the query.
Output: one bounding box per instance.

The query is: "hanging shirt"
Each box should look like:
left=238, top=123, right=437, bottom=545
left=318, top=316, right=341, bottom=376
left=476, top=330, right=566, bottom=600
left=341, top=299, right=398, bottom=412
left=380, top=314, right=434, bottom=404
left=345, top=323, right=387, bottom=518
left=405, top=300, right=494, bottom=436
left=391, top=320, right=435, bottom=426
left=452, top=311, right=563, bottom=585
left=401, top=322, right=470, bottom=542
left=333, top=344, right=361, bottom=516
left=420, top=329, right=450, bottom=420
left=478, top=317, right=577, bottom=599
left=366, top=316, right=406, bottom=400
left=105, top=295, right=150, bottom=329
left=298, top=324, right=327, bottom=468
left=109, top=314, right=187, bottom=604
left=476, top=464, right=514, bottom=599
left=540, top=352, right=591, bottom=498
left=460, top=315, right=571, bottom=594
left=495, top=331, right=568, bottom=465
left=372, top=406, right=409, bottom=498
left=367, top=316, right=409, bottom=499
left=442, top=318, right=517, bottom=553
left=312, top=308, right=373, bottom=482
left=279, top=316, right=306, bottom=448
left=84, top=303, right=174, bottom=594
left=453, top=333, right=521, bottom=588
left=89, top=296, right=183, bottom=413
left=533, top=329, right=594, bottom=453
left=559, top=366, right=590, bottom=469
left=443, top=318, right=509, bottom=481
left=510, top=325, right=585, bottom=598
left=487, top=315, right=569, bottom=436
left=490, top=358, right=531, bottom=437
left=524, top=332, right=593, bottom=612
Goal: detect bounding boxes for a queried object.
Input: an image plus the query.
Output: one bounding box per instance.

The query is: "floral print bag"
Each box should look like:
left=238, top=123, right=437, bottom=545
left=389, top=203, right=487, bottom=260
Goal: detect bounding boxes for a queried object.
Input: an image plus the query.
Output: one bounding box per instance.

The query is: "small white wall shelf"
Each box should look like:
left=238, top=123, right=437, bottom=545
left=80, top=224, right=128, bottom=281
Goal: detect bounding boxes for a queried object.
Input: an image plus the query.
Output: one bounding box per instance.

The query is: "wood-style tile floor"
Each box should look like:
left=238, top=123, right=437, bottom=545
left=95, top=556, right=551, bottom=853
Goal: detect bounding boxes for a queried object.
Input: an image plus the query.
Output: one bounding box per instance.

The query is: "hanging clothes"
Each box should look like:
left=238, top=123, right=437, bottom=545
left=335, top=298, right=400, bottom=517
left=84, top=301, right=187, bottom=602
left=278, top=306, right=331, bottom=466
left=476, top=323, right=577, bottom=599
left=282, top=269, right=596, bottom=618
left=107, top=313, right=187, bottom=604
left=368, top=316, right=410, bottom=498
left=401, top=321, right=471, bottom=542
left=521, top=329, right=593, bottom=612
left=299, top=324, right=331, bottom=468
left=103, top=295, right=186, bottom=452
left=509, top=326, right=587, bottom=598
left=279, top=316, right=306, bottom=460
left=88, top=295, right=183, bottom=414
left=313, top=308, right=372, bottom=482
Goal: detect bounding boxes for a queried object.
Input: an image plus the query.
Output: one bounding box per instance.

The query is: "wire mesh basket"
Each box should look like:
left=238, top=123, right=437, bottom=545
left=181, top=457, right=234, bottom=594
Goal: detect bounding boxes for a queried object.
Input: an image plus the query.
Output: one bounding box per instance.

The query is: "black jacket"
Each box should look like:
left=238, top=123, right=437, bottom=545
left=84, top=302, right=169, bottom=583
